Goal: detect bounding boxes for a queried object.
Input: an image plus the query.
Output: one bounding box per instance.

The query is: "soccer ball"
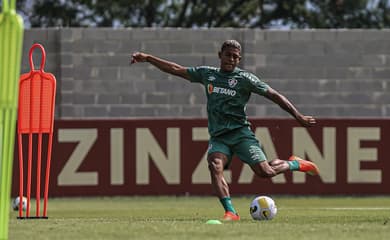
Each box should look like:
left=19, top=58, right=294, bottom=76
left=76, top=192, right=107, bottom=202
left=249, top=196, right=277, bottom=220
left=12, top=196, right=28, bottom=211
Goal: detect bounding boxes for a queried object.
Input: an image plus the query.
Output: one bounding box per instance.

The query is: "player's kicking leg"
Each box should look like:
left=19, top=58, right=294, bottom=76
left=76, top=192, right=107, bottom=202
left=266, top=156, right=320, bottom=176
left=251, top=156, right=320, bottom=178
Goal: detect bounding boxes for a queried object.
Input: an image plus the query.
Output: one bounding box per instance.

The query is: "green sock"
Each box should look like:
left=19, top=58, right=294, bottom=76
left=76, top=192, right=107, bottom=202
left=220, top=197, right=237, bottom=214
left=288, top=160, right=300, bottom=171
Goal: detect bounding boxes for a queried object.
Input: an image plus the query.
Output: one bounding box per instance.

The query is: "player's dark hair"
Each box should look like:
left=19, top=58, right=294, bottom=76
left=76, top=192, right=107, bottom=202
left=221, top=40, right=241, bottom=52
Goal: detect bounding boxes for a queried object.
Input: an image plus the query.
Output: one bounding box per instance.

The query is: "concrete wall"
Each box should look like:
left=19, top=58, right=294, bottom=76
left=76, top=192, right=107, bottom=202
left=21, top=28, right=390, bottom=119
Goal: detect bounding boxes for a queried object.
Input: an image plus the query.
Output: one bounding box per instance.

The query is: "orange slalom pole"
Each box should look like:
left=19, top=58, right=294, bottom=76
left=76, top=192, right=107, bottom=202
left=43, top=133, right=53, bottom=218
left=36, top=133, right=42, bottom=217
left=26, top=133, right=32, bottom=217
left=17, top=134, right=23, bottom=218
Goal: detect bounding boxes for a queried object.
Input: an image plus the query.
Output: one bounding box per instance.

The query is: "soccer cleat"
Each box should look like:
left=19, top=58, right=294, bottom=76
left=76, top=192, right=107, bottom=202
left=288, top=155, right=320, bottom=176
left=222, top=211, right=240, bottom=221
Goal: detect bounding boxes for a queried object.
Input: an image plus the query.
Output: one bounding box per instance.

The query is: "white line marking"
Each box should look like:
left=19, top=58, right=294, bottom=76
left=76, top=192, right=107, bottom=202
left=282, top=207, right=390, bottom=210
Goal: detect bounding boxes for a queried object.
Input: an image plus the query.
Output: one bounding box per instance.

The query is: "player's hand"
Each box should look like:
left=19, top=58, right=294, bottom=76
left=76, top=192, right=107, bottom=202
left=297, top=115, right=316, bottom=127
left=130, top=52, right=149, bottom=64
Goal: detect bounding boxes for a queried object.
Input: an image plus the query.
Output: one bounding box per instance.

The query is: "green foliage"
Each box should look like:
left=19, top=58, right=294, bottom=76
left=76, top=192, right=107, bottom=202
left=13, top=0, right=390, bottom=28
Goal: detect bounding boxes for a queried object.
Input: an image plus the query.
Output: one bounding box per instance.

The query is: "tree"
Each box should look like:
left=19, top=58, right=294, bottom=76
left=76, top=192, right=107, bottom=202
left=16, top=0, right=390, bottom=28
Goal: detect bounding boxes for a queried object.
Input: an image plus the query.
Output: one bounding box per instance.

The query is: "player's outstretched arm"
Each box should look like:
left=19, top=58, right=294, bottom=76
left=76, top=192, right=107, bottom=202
left=264, top=87, right=316, bottom=127
left=130, top=52, right=190, bottom=80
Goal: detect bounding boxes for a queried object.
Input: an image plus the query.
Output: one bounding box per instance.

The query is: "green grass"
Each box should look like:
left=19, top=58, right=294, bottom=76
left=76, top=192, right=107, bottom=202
left=8, top=196, right=390, bottom=240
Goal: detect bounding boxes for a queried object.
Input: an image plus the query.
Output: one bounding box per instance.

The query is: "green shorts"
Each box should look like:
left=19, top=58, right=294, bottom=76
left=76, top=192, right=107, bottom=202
left=208, top=126, right=267, bottom=168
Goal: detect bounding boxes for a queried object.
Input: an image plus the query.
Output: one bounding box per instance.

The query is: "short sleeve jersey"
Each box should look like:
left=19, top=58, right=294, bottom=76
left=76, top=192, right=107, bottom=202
left=187, top=66, right=269, bottom=137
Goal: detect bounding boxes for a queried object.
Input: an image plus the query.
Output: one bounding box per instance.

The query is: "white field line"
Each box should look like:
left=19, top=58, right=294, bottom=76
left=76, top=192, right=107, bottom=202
left=281, top=207, right=390, bottom=210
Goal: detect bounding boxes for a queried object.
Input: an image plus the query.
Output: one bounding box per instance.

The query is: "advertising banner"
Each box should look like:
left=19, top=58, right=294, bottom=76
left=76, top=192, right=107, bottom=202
left=12, top=119, right=390, bottom=196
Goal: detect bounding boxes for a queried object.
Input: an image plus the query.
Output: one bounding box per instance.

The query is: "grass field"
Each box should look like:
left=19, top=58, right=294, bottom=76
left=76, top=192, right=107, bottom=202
left=8, top=196, right=390, bottom=240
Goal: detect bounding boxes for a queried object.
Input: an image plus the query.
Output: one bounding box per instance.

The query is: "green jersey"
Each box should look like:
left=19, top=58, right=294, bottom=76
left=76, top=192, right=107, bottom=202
left=187, top=66, right=269, bottom=137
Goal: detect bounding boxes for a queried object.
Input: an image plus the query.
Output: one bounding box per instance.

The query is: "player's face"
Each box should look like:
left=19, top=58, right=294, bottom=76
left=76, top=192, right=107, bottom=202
left=219, top=47, right=241, bottom=72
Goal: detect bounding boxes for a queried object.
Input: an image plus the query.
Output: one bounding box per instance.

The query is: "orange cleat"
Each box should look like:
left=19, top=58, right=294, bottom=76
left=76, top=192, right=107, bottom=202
left=288, top=155, right=320, bottom=176
left=222, top=211, right=240, bottom=221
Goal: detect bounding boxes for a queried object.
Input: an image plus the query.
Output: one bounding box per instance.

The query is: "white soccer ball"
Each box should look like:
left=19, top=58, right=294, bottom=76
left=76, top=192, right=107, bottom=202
left=250, top=196, right=277, bottom=220
left=12, top=196, right=28, bottom=211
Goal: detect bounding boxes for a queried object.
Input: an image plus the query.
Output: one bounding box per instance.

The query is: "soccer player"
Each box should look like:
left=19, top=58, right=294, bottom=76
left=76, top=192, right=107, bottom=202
left=130, top=40, right=319, bottom=221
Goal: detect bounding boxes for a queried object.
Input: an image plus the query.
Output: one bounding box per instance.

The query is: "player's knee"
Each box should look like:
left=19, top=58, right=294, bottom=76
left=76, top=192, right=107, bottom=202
left=251, top=162, right=277, bottom=178
left=207, top=157, right=224, bottom=174
left=268, top=158, right=281, bottom=166
left=208, top=152, right=229, bottom=174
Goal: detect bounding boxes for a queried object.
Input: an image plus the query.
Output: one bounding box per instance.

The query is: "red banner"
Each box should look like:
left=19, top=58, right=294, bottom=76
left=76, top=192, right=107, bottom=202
left=12, top=119, right=390, bottom=196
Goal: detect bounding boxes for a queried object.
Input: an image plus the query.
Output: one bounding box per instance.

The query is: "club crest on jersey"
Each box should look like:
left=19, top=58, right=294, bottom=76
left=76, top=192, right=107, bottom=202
left=228, top=78, right=238, bottom=88
left=207, top=76, right=216, bottom=81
